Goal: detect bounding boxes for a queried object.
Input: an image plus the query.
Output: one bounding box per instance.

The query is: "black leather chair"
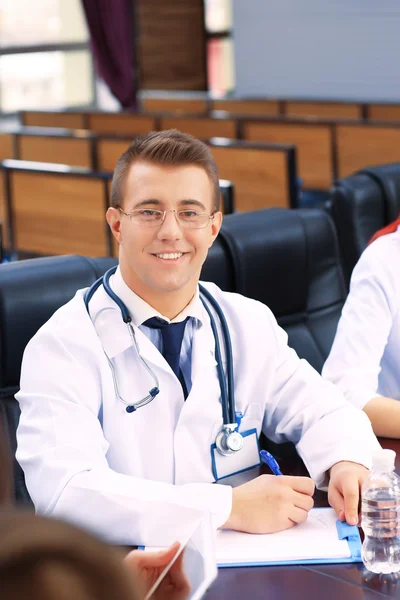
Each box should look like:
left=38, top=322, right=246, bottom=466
left=0, top=208, right=346, bottom=502
left=219, top=208, right=347, bottom=374
left=330, top=163, right=400, bottom=287
left=0, top=255, right=117, bottom=505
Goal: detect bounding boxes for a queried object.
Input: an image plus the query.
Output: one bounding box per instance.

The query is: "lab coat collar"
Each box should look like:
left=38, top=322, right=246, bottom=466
left=111, top=267, right=203, bottom=326
left=87, top=272, right=215, bottom=368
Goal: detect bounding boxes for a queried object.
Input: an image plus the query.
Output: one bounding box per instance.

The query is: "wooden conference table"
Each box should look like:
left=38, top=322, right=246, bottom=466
left=205, top=438, right=400, bottom=600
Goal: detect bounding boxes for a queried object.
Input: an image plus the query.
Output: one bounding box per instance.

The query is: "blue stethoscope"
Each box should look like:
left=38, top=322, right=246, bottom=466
left=84, top=266, right=244, bottom=456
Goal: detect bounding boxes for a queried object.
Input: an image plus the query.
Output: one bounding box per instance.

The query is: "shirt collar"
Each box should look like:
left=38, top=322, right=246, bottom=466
left=110, top=267, right=203, bottom=327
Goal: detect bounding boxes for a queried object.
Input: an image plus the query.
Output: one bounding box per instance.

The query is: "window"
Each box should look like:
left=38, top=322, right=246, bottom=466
left=204, top=0, right=235, bottom=95
left=0, top=0, right=95, bottom=113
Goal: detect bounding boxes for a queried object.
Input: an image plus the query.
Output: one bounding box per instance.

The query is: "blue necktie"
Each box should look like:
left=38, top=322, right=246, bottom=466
left=143, top=317, right=189, bottom=398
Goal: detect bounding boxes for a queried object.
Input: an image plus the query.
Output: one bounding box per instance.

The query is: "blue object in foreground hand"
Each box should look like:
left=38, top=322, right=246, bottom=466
left=260, top=450, right=283, bottom=476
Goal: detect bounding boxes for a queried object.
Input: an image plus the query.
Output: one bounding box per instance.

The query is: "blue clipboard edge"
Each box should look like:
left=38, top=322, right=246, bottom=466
left=217, top=509, right=362, bottom=568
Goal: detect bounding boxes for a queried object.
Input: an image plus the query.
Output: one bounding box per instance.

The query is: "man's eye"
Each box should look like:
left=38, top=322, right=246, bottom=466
left=180, top=211, right=198, bottom=218
left=139, top=210, right=159, bottom=217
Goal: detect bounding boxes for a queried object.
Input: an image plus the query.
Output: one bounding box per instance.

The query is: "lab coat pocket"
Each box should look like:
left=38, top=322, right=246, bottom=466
left=237, top=402, right=262, bottom=433
left=211, top=429, right=261, bottom=481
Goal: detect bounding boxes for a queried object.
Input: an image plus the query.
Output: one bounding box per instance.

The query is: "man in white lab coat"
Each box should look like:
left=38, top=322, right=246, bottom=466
left=16, top=130, right=380, bottom=546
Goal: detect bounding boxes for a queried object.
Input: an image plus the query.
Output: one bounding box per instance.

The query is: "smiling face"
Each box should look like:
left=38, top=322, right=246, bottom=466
left=106, top=160, right=222, bottom=317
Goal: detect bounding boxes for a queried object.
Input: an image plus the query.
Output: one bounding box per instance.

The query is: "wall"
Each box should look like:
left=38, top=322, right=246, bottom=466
left=232, top=0, right=400, bottom=102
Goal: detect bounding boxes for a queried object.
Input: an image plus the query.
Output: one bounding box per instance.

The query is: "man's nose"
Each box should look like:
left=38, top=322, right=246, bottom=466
left=156, top=210, right=183, bottom=239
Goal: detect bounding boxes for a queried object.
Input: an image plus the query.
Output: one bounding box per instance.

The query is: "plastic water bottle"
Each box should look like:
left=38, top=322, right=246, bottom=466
left=361, top=449, right=400, bottom=573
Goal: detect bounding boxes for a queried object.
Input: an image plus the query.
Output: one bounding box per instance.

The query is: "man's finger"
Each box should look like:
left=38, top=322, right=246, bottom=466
left=288, top=505, right=310, bottom=525
left=127, top=541, right=180, bottom=569
left=341, top=476, right=359, bottom=525
left=293, top=490, right=314, bottom=512
left=288, top=476, right=315, bottom=496
left=328, top=485, right=345, bottom=520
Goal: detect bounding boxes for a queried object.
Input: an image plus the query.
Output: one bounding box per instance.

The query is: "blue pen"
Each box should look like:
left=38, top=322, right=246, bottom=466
left=260, top=450, right=283, bottom=476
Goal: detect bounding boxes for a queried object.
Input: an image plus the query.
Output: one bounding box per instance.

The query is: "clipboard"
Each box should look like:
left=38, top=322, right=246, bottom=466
left=215, top=508, right=362, bottom=568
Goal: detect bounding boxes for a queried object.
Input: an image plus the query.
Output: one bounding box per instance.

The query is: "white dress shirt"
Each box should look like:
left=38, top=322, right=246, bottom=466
left=323, top=226, right=400, bottom=408
left=111, top=267, right=203, bottom=394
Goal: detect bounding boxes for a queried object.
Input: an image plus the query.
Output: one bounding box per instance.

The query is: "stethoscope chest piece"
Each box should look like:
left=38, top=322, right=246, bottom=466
left=215, top=426, right=244, bottom=456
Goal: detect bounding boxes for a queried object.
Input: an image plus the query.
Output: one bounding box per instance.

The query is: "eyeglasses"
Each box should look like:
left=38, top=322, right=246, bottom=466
left=118, top=208, right=215, bottom=229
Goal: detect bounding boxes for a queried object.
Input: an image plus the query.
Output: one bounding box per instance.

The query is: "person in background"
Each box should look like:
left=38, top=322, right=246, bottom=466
left=323, top=216, right=400, bottom=438
left=16, top=130, right=380, bottom=547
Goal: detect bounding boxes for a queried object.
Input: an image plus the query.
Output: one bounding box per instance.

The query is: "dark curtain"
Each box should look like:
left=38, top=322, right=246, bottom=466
left=81, top=0, right=137, bottom=110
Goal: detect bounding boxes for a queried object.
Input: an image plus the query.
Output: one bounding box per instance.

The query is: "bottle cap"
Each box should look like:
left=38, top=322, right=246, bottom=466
left=372, top=449, right=396, bottom=471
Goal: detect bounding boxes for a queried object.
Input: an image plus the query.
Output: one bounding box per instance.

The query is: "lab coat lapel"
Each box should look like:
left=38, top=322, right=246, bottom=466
left=88, top=287, right=167, bottom=372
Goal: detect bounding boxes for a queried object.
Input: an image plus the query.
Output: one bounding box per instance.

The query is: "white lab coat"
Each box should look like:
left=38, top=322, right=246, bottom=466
left=323, top=226, right=400, bottom=409
left=17, top=281, right=379, bottom=546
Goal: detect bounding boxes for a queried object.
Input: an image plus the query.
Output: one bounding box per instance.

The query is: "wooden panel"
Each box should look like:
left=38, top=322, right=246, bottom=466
left=160, top=117, right=237, bottom=139
left=0, top=133, right=14, bottom=161
left=0, top=169, right=8, bottom=249
left=137, top=0, right=207, bottom=90
left=336, top=125, right=400, bottom=178
left=22, top=111, right=85, bottom=129
left=211, top=147, right=289, bottom=211
left=368, top=104, right=400, bottom=122
left=97, top=139, right=131, bottom=172
left=141, top=97, right=208, bottom=114
left=87, top=113, right=155, bottom=135
left=19, top=136, right=92, bottom=168
left=212, top=99, right=280, bottom=116
left=11, top=172, right=108, bottom=256
left=243, top=121, right=332, bottom=190
left=285, top=101, right=362, bottom=120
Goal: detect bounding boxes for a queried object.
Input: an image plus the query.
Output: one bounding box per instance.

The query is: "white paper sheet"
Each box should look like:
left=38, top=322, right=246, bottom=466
left=216, top=508, right=351, bottom=564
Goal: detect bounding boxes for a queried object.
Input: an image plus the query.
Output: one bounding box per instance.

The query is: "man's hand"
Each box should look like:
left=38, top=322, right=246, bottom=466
left=221, top=474, right=315, bottom=534
left=328, top=461, right=369, bottom=525
left=124, top=541, right=190, bottom=600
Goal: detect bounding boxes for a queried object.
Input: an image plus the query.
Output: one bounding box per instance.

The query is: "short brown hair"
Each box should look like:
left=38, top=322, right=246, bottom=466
left=110, top=129, right=220, bottom=211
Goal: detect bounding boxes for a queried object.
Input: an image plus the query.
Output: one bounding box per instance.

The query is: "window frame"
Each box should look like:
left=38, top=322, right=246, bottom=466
left=0, top=42, right=97, bottom=116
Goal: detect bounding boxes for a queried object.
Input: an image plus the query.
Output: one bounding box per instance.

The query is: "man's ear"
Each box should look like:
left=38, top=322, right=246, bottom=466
left=209, top=211, right=223, bottom=247
left=106, top=207, right=123, bottom=244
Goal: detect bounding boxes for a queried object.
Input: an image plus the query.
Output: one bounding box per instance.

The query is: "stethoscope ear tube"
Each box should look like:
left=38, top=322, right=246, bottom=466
left=199, top=284, right=235, bottom=424
left=199, top=294, right=230, bottom=426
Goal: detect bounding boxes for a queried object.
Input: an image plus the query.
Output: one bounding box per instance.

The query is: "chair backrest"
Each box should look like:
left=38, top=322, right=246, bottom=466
left=16, top=128, right=93, bottom=169
left=242, top=118, right=333, bottom=191
left=0, top=255, right=117, bottom=504
left=368, top=103, right=400, bottom=122
left=0, top=159, right=114, bottom=257
left=285, top=100, right=362, bottom=120
left=86, top=112, right=155, bottom=135
left=209, top=140, right=297, bottom=211
left=20, top=110, right=86, bottom=129
left=211, top=98, right=280, bottom=116
left=218, top=208, right=347, bottom=373
left=330, top=162, right=400, bottom=286
left=141, top=95, right=209, bottom=114
left=0, top=133, right=14, bottom=162
left=336, top=122, right=400, bottom=179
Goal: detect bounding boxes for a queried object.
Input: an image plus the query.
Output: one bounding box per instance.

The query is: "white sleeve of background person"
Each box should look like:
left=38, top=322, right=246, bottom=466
left=322, top=237, right=399, bottom=410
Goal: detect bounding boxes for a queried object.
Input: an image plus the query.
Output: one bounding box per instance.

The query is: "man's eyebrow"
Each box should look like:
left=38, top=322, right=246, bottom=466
left=131, top=198, right=208, bottom=211
left=178, top=199, right=207, bottom=211
left=132, top=199, right=161, bottom=208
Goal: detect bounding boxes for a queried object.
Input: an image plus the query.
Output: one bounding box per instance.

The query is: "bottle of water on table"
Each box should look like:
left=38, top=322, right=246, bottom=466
left=361, top=449, right=400, bottom=573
